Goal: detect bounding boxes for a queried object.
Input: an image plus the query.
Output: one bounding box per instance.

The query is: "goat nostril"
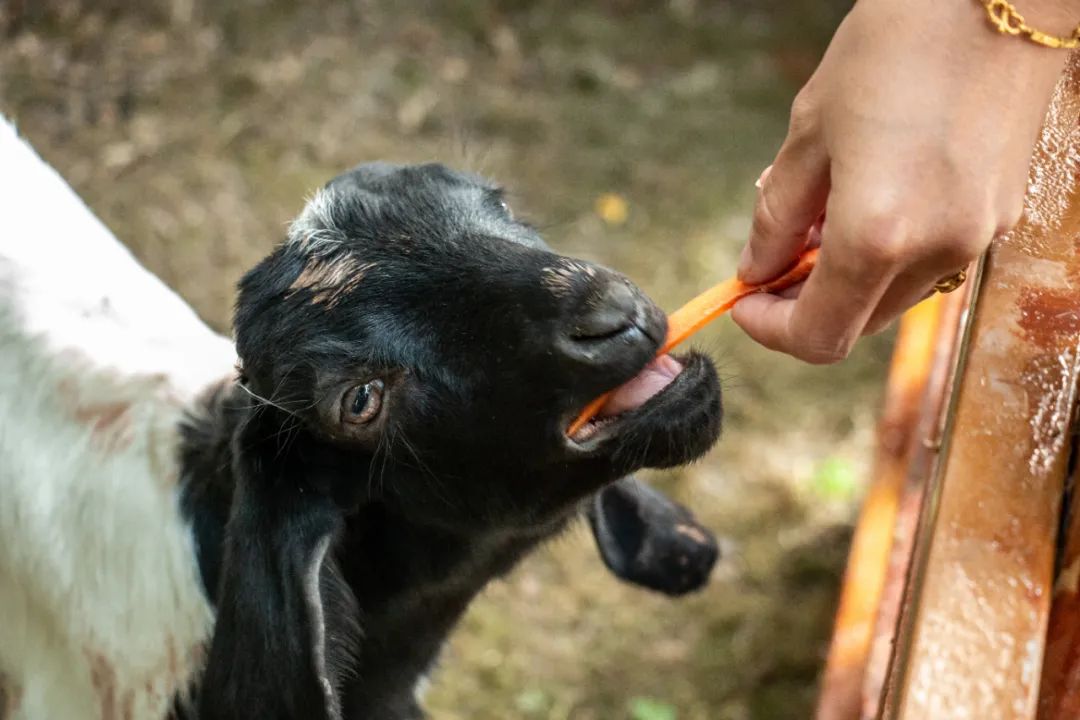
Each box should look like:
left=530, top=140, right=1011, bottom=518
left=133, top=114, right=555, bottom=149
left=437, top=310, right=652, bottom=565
left=570, top=316, right=634, bottom=342
left=570, top=282, right=640, bottom=342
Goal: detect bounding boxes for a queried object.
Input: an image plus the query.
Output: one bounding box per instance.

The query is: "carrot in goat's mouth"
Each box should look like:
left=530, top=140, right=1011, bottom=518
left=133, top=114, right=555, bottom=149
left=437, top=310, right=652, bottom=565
left=566, top=248, right=820, bottom=437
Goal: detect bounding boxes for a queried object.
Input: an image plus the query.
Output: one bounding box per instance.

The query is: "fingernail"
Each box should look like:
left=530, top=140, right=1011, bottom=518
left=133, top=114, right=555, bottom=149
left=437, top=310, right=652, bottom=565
left=754, top=165, right=773, bottom=190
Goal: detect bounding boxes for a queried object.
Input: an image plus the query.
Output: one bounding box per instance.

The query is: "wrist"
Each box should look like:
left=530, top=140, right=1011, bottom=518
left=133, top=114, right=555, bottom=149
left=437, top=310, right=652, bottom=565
left=1016, top=0, right=1077, bottom=32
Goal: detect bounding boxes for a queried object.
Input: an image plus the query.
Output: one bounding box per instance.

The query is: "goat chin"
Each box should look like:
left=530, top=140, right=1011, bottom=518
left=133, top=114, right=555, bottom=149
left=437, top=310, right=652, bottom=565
left=0, top=117, right=721, bottom=720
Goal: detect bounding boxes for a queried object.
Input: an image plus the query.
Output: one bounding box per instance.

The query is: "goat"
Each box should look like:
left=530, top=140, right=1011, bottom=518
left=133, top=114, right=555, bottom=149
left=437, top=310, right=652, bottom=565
left=0, top=118, right=723, bottom=720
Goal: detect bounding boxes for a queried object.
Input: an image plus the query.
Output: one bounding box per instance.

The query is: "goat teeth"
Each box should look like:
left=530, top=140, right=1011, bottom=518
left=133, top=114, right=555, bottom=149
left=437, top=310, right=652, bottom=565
left=568, top=414, right=619, bottom=444
left=569, top=422, right=599, bottom=443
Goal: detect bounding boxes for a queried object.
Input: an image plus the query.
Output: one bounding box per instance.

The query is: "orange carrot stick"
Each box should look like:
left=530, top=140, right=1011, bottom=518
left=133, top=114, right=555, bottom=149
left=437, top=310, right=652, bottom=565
left=567, top=248, right=820, bottom=436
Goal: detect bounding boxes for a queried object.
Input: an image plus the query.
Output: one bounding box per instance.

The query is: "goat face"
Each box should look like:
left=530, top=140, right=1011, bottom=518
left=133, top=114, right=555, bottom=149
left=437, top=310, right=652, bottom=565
left=233, top=162, right=722, bottom=528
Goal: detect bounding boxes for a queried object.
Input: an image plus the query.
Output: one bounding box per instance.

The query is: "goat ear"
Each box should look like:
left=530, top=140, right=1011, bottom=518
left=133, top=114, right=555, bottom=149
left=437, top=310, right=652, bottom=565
left=198, top=405, right=353, bottom=720
left=587, top=476, right=719, bottom=596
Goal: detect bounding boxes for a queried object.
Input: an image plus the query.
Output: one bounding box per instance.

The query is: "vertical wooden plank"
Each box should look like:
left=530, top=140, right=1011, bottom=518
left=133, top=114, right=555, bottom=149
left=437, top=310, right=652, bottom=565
left=886, top=55, right=1080, bottom=720
left=860, top=288, right=969, bottom=720
left=816, top=296, right=944, bottom=720
left=1039, top=455, right=1080, bottom=719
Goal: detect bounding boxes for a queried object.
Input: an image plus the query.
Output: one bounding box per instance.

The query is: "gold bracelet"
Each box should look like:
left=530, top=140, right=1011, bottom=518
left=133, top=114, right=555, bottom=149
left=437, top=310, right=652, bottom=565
left=981, top=0, right=1080, bottom=49
left=984, top=0, right=1080, bottom=48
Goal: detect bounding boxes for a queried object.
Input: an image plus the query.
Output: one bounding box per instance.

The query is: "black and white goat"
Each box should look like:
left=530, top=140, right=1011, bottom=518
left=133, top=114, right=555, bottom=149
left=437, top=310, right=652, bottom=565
left=0, top=118, right=723, bottom=720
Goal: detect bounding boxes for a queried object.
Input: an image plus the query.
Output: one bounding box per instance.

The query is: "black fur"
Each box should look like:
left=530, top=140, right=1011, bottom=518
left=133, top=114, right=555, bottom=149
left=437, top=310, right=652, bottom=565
left=178, top=163, right=723, bottom=719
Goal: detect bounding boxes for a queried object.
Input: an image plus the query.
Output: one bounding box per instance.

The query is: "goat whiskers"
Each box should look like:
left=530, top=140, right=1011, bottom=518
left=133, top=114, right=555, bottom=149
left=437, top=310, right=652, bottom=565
left=236, top=381, right=305, bottom=421
left=233, top=371, right=322, bottom=462
left=366, top=427, right=391, bottom=500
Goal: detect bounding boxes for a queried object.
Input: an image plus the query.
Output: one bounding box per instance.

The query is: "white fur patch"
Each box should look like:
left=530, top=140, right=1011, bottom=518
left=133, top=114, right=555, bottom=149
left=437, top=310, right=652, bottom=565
left=288, top=187, right=348, bottom=252
left=305, top=536, right=338, bottom=719
left=0, top=118, right=236, bottom=719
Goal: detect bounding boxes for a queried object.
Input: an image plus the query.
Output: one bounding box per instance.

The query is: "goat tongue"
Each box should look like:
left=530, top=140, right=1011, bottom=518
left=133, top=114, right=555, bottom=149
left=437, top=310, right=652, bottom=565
left=596, top=354, right=684, bottom=418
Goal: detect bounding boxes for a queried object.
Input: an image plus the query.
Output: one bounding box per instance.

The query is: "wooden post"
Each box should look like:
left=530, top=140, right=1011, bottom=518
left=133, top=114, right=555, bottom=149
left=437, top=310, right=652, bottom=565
left=883, top=54, right=1080, bottom=720
left=1039, top=457, right=1080, bottom=719
left=860, top=288, right=969, bottom=720
left=816, top=296, right=945, bottom=720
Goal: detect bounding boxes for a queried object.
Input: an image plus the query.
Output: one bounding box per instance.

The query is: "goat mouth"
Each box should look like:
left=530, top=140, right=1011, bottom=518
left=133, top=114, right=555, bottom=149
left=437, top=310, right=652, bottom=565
left=567, top=354, right=685, bottom=445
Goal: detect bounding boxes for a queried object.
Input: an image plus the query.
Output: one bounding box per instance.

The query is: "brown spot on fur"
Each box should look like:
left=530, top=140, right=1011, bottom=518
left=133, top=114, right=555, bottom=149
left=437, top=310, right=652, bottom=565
left=146, top=420, right=173, bottom=488
left=59, top=370, right=176, bottom=456
left=129, top=636, right=206, bottom=718
left=120, top=690, right=135, bottom=720
left=542, top=258, right=595, bottom=298
left=288, top=255, right=375, bottom=308
left=151, top=637, right=187, bottom=707
left=187, top=640, right=207, bottom=671
left=165, top=637, right=180, bottom=683
left=82, top=640, right=196, bottom=720
left=541, top=265, right=575, bottom=297
left=674, top=523, right=708, bottom=545
left=87, top=651, right=117, bottom=720
left=74, top=401, right=134, bottom=453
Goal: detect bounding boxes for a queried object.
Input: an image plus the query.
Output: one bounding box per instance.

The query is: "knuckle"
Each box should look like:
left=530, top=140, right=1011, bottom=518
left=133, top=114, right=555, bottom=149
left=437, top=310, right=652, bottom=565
left=794, top=329, right=855, bottom=365
left=751, top=182, right=796, bottom=241
left=863, top=315, right=898, bottom=337
left=997, top=202, right=1024, bottom=237
left=787, top=90, right=818, bottom=140
left=801, top=343, right=852, bottom=365
left=845, top=211, right=910, bottom=268
left=940, top=214, right=996, bottom=265
left=752, top=191, right=780, bottom=236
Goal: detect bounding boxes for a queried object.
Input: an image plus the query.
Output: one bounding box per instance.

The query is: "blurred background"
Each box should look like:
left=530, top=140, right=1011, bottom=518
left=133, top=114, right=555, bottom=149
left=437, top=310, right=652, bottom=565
left=0, top=1, right=895, bottom=718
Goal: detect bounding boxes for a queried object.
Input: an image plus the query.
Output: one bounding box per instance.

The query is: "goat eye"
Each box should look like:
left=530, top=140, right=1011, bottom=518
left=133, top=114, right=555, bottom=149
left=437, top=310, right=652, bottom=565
left=499, top=199, right=512, bottom=217
left=342, top=380, right=384, bottom=425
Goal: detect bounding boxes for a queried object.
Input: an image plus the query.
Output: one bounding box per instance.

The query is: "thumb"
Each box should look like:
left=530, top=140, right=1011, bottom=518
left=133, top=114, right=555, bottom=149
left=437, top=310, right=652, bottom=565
left=739, top=140, right=830, bottom=284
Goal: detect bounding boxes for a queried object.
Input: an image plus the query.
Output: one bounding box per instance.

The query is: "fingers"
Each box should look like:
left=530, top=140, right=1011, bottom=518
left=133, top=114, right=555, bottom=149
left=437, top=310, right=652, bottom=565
left=735, top=193, right=999, bottom=360
left=855, top=199, right=1006, bottom=335
left=739, top=105, right=831, bottom=285
left=733, top=222, right=897, bottom=363
left=861, top=267, right=948, bottom=336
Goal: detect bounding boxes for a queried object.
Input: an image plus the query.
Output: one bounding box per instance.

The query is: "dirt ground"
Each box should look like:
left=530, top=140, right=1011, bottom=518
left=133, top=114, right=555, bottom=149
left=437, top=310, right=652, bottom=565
left=0, top=1, right=895, bottom=718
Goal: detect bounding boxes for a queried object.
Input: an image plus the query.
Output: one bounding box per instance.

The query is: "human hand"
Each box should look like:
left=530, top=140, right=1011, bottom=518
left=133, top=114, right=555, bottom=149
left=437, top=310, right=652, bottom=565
left=731, top=0, right=1073, bottom=363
